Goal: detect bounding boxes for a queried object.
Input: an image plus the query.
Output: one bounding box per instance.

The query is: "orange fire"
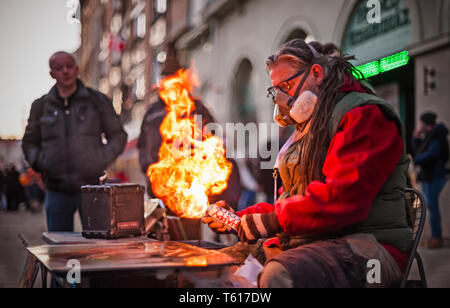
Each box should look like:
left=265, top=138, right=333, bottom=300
left=147, top=69, right=232, bottom=219
left=186, top=256, right=208, bottom=267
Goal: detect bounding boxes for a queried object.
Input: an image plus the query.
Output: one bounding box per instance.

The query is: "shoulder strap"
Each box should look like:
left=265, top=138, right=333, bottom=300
left=329, top=92, right=405, bottom=139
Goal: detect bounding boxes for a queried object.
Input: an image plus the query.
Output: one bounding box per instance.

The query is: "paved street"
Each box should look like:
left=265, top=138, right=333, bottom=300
left=0, top=207, right=46, bottom=288
left=0, top=204, right=449, bottom=288
left=0, top=206, right=82, bottom=288
left=411, top=244, right=450, bottom=287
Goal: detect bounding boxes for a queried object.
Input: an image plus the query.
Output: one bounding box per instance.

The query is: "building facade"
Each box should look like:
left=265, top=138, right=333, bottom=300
left=175, top=0, right=449, bottom=133
left=173, top=0, right=450, bottom=236
left=76, top=0, right=450, bottom=234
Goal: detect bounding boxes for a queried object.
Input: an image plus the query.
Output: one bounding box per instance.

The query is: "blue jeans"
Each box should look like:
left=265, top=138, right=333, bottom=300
left=237, top=189, right=256, bottom=212
left=45, top=190, right=82, bottom=232
left=422, top=176, right=447, bottom=239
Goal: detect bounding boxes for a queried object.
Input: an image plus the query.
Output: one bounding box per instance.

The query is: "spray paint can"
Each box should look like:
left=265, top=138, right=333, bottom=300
left=206, top=203, right=241, bottom=235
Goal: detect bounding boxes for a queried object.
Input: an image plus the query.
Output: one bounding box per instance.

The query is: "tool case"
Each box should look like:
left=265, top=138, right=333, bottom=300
left=81, top=184, right=145, bottom=239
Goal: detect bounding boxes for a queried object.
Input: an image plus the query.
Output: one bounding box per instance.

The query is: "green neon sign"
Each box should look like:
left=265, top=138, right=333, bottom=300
left=354, top=50, right=409, bottom=79
left=354, top=61, right=380, bottom=79
left=380, top=50, right=410, bottom=72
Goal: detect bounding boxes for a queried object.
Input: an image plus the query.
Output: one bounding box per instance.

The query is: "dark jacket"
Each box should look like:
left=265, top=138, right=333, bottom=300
left=22, top=80, right=127, bottom=194
left=412, top=123, right=449, bottom=182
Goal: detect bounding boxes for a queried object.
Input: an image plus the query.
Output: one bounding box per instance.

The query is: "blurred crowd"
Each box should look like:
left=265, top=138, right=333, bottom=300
left=0, top=165, right=45, bottom=212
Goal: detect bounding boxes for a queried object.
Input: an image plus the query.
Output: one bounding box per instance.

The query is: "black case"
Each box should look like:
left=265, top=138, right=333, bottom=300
left=81, top=184, right=145, bottom=239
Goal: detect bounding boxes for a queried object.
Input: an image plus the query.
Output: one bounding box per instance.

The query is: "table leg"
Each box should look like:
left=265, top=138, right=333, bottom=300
left=40, top=264, right=48, bottom=289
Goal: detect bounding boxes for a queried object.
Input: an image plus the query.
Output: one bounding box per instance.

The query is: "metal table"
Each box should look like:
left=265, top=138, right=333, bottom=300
left=23, top=233, right=238, bottom=288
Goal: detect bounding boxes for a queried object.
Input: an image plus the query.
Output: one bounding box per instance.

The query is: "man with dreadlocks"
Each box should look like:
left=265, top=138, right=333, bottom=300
left=203, top=39, right=412, bottom=288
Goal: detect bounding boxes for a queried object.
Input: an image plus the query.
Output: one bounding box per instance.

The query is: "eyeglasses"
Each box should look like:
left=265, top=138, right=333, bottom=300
left=267, top=70, right=305, bottom=103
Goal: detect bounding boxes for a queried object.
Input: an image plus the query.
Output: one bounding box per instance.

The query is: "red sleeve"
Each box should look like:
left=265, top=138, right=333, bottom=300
left=237, top=202, right=275, bottom=217
left=274, top=105, right=404, bottom=236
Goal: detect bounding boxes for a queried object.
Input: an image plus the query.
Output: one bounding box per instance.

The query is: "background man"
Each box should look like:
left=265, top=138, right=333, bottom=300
left=137, top=47, right=242, bottom=210
left=138, top=47, right=242, bottom=242
left=22, top=51, right=127, bottom=232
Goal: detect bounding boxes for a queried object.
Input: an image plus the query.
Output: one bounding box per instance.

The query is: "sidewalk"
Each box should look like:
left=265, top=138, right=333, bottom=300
left=0, top=208, right=46, bottom=288
left=0, top=207, right=82, bottom=288
left=409, top=243, right=450, bottom=288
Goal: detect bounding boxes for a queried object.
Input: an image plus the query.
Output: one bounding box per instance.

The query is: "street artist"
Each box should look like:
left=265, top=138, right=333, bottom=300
left=202, top=39, right=412, bottom=288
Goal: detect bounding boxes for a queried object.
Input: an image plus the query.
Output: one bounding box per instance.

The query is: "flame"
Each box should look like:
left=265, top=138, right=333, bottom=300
left=147, top=69, right=232, bottom=219
left=186, top=256, right=208, bottom=267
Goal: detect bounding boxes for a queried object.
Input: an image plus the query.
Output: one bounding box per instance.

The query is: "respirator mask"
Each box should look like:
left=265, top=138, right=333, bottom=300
left=272, top=91, right=317, bottom=126
left=289, top=90, right=318, bottom=124
left=273, top=105, right=294, bottom=127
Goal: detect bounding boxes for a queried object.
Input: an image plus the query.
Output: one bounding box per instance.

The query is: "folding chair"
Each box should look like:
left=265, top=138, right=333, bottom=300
left=400, top=188, right=428, bottom=288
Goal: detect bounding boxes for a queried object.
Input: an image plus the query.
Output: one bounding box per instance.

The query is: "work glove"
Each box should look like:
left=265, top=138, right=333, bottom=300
left=201, top=201, right=235, bottom=234
left=238, top=212, right=282, bottom=243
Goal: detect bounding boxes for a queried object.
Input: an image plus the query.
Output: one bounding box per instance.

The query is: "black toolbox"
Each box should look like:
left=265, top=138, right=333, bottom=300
left=81, top=184, right=145, bottom=239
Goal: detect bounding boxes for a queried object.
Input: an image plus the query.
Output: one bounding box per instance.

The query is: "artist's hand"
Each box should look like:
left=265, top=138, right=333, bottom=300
left=201, top=201, right=234, bottom=234
left=237, top=212, right=282, bottom=243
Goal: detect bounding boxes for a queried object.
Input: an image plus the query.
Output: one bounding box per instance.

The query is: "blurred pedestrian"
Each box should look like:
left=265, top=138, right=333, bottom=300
left=412, top=112, right=449, bottom=248
left=22, top=51, right=127, bottom=232
left=19, top=167, right=45, bottom=211
left=0, top=168, right=6, bottom=210
left=5, top=165, right=26, bottom=211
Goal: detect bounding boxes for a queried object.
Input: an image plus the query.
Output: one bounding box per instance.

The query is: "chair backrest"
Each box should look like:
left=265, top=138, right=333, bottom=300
left=400, top=188, right=427, bottom=288
left=404, top=188, right=427, bottom=242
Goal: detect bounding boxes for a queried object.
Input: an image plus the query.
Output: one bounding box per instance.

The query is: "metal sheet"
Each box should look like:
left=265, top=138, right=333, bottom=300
left=42, top=232, right=151, bottom=245
left=27, top=240, right=240, bottom=274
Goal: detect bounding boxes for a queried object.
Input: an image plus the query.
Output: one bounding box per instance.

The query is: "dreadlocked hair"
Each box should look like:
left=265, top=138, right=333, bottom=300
left=267, top=39, right=372, bottom=195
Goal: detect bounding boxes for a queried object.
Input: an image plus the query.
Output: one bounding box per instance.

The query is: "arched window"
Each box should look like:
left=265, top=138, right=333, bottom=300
left=283, top=29, right=307, bottom=44
left=231, top=59, right=257, bottom=124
